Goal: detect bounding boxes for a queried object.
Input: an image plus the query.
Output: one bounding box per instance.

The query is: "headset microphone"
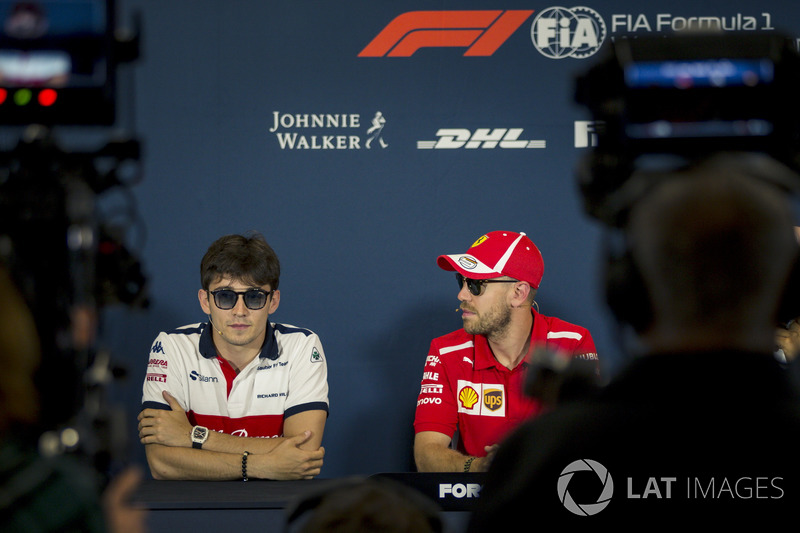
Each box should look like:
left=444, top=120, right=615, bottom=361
left=208, top=315, right=224, bottom=337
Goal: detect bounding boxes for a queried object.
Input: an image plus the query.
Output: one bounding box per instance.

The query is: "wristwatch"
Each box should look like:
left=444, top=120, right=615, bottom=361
left=191, top=425, right=209, bottom=449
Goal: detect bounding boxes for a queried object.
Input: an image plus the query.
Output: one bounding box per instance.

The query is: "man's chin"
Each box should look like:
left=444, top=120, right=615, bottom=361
left=463, top=321, right=483, bottom=336
left=223, top=331, right=256, bottom=346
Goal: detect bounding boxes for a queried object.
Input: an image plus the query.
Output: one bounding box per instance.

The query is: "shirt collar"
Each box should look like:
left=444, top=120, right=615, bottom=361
left=199, top=321, right=279, bottom=360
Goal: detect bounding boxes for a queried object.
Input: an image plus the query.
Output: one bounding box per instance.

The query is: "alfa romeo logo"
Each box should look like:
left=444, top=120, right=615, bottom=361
left=557, top=459, right=614, bottom=516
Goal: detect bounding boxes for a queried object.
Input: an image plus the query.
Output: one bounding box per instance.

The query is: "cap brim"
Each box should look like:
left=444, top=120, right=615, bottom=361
left=437, top=254, right=501, bottom=279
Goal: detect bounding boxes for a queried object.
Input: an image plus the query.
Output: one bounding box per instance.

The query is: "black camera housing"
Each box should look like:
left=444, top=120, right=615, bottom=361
left=575, top=32, right=800, bottom=227
left=0, top=0, right=138, bottom=126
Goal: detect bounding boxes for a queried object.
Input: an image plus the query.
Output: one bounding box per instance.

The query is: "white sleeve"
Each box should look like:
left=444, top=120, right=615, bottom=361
left=285, top=333, right=329, bottom=416
left=141, top=331, right=189, bottom=411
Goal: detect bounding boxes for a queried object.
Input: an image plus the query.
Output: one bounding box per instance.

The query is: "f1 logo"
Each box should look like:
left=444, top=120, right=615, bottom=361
left=359, top=10, right=534, bottom=57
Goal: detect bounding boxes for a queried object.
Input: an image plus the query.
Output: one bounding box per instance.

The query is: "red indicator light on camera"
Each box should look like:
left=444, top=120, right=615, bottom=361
left=38, top=88, right=58, bottom=107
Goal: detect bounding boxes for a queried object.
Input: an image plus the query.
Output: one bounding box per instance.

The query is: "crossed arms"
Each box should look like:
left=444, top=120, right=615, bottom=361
left=138, top=390, right=325, bottom=480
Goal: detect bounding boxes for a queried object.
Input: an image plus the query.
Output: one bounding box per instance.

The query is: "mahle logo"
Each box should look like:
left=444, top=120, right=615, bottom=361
left=531, top=6, right=606, bottom=59
left=558, top=459, right=614, bottom=516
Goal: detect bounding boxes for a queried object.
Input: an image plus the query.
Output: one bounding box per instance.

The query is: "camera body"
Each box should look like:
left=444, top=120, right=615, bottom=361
left=0, top=0, right=125, bottom=125
left=0, top=1, right=143, bottom=476
left=575, top=32, right=800, bottom=228
left=574, top=31, right=800, bottom=332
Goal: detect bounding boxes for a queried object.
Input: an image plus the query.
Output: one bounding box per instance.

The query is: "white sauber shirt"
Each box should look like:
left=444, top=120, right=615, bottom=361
left=142, top=321, right=329, bottom=438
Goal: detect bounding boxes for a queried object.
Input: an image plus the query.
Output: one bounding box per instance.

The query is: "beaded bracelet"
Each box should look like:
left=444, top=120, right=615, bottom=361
left=464, top=456, right=476, bottom=472
left=242, top=451, right=250, bottom=481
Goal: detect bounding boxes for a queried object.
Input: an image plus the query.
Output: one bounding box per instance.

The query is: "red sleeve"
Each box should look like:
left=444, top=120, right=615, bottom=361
left=413, top=339, right=458, bottom=437
left=540, top=315, right=599, bottom=362
left=573, top=328, right=598, bottom=361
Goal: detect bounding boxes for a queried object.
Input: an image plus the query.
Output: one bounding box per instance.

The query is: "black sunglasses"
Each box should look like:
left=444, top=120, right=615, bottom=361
left=456, top=273, right=517, bottom=296
left=209, top=288, right=273, bottom=310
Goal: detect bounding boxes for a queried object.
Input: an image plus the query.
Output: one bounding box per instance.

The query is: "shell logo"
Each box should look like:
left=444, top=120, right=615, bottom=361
left=459, top=386, right=479, bottom=409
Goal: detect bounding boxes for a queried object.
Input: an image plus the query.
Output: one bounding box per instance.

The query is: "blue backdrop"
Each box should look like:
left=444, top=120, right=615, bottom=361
left=14, top=0, right=800, bottom=479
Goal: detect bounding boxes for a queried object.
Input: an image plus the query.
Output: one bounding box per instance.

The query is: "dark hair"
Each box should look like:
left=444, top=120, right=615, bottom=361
left=200, top=232, right=280, bottom=290
left=285, top=477, right=443, bottom=533
left=629, top=157, right=797, bottom=325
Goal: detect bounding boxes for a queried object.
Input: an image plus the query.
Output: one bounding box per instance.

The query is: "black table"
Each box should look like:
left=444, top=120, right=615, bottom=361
left=130, top=473, right=486, bottom=532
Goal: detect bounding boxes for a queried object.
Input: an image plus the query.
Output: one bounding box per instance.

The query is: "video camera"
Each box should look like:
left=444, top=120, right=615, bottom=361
left=575, top=31, right=800, bottom=228
left=0, top=0, right=138, bottom=125
left=0, top=0, right=144, bottom=478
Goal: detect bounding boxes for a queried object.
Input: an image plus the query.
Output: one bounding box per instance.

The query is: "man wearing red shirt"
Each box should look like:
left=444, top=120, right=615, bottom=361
left=413, top=231, right=598, bottom=473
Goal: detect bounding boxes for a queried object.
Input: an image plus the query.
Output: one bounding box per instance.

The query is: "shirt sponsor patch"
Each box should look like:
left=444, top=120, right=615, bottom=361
left=420, top=383, right=443, bottom=395
left=456, top=380, right=505, bottom=417
left=458, top=256, right=478, bottom=270
left=425, top=355, right=441, bottom=367
left=311, top=347, right=323, bottom=363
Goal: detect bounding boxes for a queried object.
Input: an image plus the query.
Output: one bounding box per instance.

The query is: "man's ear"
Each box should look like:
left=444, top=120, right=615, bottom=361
left=510, top=282, right=533, bottom=308
left=268, top=289, right=280, bottom=314
left=198, top=289, right=211, bottom=314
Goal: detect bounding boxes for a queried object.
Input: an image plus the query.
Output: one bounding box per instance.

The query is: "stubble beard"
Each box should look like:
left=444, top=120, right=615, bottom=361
left=463, top=301, right=512, bottom=339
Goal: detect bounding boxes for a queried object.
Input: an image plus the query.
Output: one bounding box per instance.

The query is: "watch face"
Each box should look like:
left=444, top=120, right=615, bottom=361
left=192, top=426, right=208, bottom=441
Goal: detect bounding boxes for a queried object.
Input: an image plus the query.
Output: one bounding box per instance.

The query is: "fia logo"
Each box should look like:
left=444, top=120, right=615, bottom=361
left=531, top=6, right=606, bottom=59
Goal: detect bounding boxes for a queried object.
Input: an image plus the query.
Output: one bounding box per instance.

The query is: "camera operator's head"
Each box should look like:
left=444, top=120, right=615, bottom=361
left=617, top=154, right=798, bottom=353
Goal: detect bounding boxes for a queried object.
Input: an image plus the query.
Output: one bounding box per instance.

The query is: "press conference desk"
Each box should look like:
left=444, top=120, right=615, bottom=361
left=131, top=472, right=485, bottom=532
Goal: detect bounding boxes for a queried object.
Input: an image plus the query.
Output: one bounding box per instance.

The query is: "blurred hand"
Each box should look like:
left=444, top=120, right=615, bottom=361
left=102, top=466, right=148, bottom=533
left=776, top=320, right=800, bottom=362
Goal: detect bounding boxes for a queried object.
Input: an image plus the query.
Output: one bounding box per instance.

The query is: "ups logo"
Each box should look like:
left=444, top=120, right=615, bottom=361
left=483, top=389, right=503, bottom=411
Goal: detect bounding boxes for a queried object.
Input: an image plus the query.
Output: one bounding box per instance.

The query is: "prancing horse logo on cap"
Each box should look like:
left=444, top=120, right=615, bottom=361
left=471, top=235, right=488, bottom=247
left=458, top=256, right=478, bottom=270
